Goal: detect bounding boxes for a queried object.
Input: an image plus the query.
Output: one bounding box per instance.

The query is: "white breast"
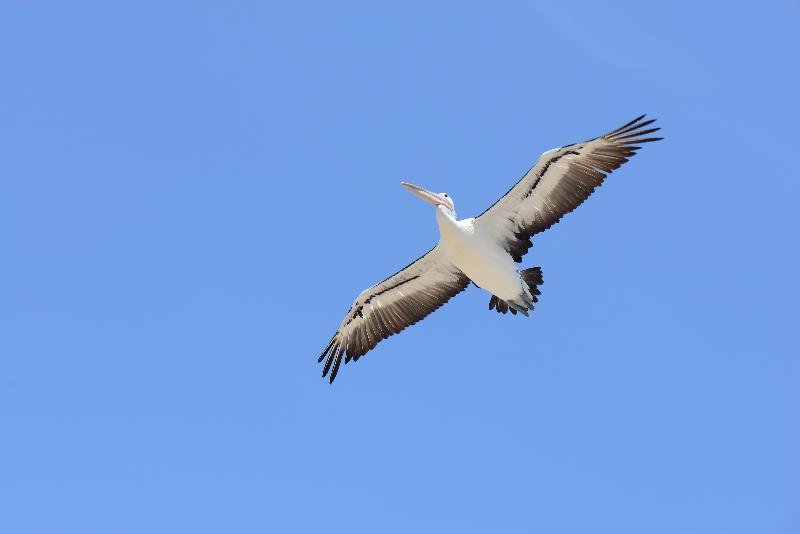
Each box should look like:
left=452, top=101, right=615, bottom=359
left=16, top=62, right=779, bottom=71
left=435, top=207, right=523, bottom=301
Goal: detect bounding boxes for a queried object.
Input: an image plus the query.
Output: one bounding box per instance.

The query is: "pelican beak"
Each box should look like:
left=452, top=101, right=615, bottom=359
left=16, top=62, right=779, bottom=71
left=401, top=181, right=448, bottom=207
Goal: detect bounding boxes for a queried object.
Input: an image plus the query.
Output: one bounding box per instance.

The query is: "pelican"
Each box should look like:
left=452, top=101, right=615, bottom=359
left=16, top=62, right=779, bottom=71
left=319, top=115, right=662, bottom=382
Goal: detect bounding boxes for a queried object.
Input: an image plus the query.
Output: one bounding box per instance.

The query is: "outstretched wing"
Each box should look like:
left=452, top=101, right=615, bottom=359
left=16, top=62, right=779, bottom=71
left=476, top=115, right=662, bottom=262
left=319, top=246, right=469, bottom=383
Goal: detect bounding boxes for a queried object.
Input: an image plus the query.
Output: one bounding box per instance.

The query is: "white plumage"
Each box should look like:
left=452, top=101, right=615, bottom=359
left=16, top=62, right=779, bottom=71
left=435, top=206, right=532, bottom=307
left=319, top=115, right=662, bottom=382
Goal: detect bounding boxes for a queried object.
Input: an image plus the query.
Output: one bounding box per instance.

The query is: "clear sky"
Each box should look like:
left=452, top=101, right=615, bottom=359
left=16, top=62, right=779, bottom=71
left=2, top=1, right=798, bottom=533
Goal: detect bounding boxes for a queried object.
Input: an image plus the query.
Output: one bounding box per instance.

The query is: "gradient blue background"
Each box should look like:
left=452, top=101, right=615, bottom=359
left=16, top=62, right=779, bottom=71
left=2, top=1, right=798, bottom=532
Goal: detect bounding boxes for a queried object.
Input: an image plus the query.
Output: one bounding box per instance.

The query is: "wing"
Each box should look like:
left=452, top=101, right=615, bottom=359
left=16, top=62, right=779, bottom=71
left=476, top=115, right=662, bottom=262
left=318, top=245, right=469, bottom=383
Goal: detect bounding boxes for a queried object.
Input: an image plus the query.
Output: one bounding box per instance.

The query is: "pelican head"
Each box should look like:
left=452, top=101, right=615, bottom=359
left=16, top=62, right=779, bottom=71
left=401, top=181, right=455, bottom=216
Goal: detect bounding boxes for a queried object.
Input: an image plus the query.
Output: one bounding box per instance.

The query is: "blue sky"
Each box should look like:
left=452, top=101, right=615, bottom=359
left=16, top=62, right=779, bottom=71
left=2, top=1, right=798, bottom=532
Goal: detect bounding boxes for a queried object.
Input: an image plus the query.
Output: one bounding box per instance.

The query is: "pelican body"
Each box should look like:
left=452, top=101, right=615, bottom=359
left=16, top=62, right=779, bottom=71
left=318, top=115, right=662, bottom=382
left=407, top=184, right=536, bottom=314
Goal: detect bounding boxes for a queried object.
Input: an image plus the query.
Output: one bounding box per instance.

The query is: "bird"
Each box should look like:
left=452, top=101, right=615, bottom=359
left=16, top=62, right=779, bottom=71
left=318, top=115, right=662, bottom=382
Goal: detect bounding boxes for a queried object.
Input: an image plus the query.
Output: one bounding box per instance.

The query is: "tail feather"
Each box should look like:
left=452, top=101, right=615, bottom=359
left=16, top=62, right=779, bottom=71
left=489, top=267, right=543, bottom=316
left=521, top=267, right=543, bottom=302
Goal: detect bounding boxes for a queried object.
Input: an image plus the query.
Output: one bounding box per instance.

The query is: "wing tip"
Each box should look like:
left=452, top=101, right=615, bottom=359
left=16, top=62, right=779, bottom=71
left=607, top=115, right=664, bottom=144
left=608, top=114, right=647, bottom=135
left=322, top=343, right=345, bottom=383
left=329, top=346, right=344, bottom=383
left=318, top=335, right=336, bottom=363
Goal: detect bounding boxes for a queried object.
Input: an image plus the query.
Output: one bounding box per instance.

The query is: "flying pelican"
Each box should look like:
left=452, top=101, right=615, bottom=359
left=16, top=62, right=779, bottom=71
left=319, top=115, right=662, bottom=382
